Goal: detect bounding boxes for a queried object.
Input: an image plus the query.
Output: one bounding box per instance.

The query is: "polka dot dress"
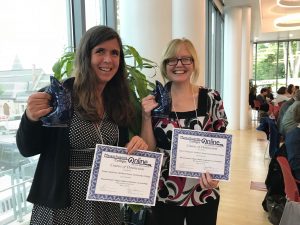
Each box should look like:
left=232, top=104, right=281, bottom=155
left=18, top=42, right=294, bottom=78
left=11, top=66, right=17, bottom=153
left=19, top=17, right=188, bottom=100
left=30, top=111, right=122, bottom=225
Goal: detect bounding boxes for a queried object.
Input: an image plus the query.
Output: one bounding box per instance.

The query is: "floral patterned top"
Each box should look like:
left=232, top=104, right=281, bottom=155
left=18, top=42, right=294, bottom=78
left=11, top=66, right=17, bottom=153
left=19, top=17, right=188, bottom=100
left=152, top=82, right=228, bottom=206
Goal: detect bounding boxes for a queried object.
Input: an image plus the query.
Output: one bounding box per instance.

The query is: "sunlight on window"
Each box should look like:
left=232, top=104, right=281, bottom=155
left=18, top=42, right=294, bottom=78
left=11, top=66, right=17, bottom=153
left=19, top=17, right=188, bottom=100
left=253, top=41, right=300, bottom=93
left=0, top=0, right=70, bottom=224
left=85, top=0, right=105, bottom=30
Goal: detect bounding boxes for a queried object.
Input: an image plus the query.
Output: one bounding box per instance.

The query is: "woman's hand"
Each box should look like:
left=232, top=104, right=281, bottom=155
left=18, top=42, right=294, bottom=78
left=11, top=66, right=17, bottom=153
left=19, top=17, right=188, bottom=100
left=199, top=172, right=219, bottom=189
left=126, top=136, right=148, bottom=154
left=26, top=92, right=52, bottom=122
left=141, top=95, right=158, bottom=120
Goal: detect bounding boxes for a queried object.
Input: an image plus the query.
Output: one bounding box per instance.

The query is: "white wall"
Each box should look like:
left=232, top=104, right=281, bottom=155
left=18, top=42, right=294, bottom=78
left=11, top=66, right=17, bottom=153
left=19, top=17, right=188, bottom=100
left=119, top=0, right=206, bottom=85
left=119, top=1, right=253, bottom=130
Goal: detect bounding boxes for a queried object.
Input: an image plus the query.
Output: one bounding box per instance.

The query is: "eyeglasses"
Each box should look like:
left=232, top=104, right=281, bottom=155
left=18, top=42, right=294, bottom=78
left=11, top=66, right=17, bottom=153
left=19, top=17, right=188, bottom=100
left=165, top=57, right=194, bottom=66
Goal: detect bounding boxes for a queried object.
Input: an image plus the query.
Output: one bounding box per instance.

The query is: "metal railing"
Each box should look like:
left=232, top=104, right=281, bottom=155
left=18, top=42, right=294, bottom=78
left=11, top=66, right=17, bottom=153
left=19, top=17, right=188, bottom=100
left=0, top=162, right=37, bottom=225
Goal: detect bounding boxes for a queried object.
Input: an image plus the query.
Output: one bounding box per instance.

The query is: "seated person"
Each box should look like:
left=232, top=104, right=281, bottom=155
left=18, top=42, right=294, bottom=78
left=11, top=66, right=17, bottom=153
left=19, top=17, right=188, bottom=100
left=285, top=106, right=300, bottom=185
left=278, top=90, right=300, bottom=133
left=267, top=86, right=274, bottom=101
left=280, top=98, right=300, bottom=136
left=256, top=87, right=269, bottom=118
left=272, top=86, right=291, bottom=106
left=249, top=86, right=257, bottom=109
left=287, top=84, right=295, bottom=98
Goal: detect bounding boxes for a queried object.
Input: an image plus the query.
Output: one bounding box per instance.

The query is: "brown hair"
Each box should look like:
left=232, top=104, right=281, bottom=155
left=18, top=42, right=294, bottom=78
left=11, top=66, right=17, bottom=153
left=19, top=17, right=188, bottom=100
left=72, top=25, right=134, bottom=125
left=277, top=86, right=287, bottom=95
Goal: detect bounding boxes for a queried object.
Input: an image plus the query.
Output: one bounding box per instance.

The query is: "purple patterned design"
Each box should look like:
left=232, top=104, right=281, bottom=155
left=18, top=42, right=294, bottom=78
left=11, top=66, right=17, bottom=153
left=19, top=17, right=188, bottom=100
left=170, top=128, right=232, bottom=180
left=86, top=145, right=163, bottom=206
left=153, top=87, right=228, bottom=206
left=40, top=76, right=72, bottom=127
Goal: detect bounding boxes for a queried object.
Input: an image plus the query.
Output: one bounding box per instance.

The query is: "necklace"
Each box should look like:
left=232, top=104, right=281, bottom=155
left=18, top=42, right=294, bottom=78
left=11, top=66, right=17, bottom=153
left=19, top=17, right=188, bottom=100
left=92, top=112, right=120, bottom=146
left=172, top=87, right=199, bottom=128
left=93, top=112, right=105, bottom=144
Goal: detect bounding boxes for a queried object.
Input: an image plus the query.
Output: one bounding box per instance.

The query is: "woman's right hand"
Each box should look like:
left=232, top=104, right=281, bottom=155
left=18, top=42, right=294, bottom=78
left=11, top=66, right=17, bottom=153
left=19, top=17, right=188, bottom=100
left=26, top=92, right=53, bottom=122
left=141, top=95, right=158, bottom=120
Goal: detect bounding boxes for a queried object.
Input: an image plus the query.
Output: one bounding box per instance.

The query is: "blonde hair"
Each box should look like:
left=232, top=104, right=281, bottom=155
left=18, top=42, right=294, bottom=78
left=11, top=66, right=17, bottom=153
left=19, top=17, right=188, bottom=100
left=160, top=38, right=200, bottom=84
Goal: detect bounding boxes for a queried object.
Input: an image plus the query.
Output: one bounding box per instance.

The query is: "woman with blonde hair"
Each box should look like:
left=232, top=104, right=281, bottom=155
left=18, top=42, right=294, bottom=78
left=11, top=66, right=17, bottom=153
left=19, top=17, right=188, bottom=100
left=141, top=38, right=228, bottom=225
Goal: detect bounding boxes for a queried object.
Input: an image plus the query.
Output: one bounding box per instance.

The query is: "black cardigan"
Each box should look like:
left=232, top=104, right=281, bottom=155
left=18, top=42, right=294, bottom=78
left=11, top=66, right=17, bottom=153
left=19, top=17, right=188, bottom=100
left=16, top=79, right=129, bottom=209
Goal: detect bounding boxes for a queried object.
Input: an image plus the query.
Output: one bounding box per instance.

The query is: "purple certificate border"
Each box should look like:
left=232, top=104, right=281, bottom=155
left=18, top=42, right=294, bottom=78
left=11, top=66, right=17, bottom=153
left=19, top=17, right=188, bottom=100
left=170, top=128, right=232, bottom=180
left=86, top=144, right=163, bottom=206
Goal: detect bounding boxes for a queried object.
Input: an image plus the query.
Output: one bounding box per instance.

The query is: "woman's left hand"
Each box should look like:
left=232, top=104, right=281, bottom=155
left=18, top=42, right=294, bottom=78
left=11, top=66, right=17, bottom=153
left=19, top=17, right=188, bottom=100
left=126, top=136, right=148, bottom=154
left=199, top=172, right=219, bottom=189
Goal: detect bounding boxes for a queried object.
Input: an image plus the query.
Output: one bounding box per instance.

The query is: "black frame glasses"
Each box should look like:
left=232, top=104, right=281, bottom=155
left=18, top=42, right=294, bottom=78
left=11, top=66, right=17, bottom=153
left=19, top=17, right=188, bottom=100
left=165, top=57, right=194, bottom=66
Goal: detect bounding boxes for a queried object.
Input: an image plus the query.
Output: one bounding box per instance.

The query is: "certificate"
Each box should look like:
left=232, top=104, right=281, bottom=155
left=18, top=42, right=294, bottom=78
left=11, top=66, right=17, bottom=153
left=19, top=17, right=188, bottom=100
left=169, top=128, right=232, bottom=180
left=86, top=144, right=163, bottom=206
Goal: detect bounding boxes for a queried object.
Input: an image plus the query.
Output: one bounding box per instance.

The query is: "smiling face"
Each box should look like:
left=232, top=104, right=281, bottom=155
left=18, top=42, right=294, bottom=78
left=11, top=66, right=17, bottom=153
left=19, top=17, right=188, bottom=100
left=165, top=43, right=194, bottom=84
left=90, top=38, right=120, bottom=88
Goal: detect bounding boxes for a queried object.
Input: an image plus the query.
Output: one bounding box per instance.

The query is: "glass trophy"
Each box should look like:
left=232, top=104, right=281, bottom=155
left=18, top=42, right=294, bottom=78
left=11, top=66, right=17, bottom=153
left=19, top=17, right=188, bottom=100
left=40, top=76, right=72, bottom=127
left=151, top=80, right=171, bottom=118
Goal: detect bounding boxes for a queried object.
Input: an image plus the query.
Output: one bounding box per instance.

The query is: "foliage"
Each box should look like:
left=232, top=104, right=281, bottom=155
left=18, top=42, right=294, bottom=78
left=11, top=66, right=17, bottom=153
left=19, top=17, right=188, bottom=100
left=52, top=48, right=75, bottom=81
left=256, top=43, right=281, bottom=80
left=255, top=42, right=300, bottom=81
left=123, top=45, right=157, bottom=135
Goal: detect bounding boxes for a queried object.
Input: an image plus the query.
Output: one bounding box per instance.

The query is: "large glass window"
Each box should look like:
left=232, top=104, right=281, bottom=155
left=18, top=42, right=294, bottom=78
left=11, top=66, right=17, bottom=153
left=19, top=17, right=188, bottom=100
left=0, top=1, right=71, bottom=224
left=206, top=0, right=224, bottom=94
left=253, top=40, right=300, bottom=94
left=85, top=0, right=105, bottom=30
left=255, top=42, right=280, bottom=92
left=278, top=42, right=288, bottom=88
left=288, top=40, right=300, bottom=84
left=0, top=0, right=109, bottom=223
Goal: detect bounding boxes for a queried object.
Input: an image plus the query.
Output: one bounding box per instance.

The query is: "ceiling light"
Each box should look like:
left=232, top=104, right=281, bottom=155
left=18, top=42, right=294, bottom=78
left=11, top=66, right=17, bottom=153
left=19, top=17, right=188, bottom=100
left=277, top=0, right=300, bottom=8
left=274, top=13, right=300, bottom=29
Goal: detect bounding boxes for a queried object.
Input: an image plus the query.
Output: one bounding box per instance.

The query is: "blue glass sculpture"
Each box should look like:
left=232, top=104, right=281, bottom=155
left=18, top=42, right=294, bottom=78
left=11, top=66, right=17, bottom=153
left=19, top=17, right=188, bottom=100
left=151, top=80, right=170, bottom=118
left=40, top=76, right=72, bottom=127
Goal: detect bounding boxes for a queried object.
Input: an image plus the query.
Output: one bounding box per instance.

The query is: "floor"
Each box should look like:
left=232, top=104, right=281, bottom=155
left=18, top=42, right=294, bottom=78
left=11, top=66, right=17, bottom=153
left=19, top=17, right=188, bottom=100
left=217, top=121, right=271, bottom=225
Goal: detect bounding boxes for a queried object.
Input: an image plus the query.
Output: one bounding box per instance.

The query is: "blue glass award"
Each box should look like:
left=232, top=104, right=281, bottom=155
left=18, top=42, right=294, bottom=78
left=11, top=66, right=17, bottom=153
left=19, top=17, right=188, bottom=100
left=40, top=76, right=72, bottom=127
left=151, top=80, right=170, bottom=118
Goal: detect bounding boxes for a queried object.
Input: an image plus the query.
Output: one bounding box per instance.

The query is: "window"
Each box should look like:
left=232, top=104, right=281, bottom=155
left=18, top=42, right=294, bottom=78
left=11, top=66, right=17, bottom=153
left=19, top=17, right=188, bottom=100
left=288, top=40, right=300, bottom=84
left=0, top=0, right=110, bottom=222
left=206, top=0, right=224, bottom=94
left=85, top=0, right=105, bottom=30
left=0, top=0, right=71, bottom=223
left=253, top=40, right=300, bottom=93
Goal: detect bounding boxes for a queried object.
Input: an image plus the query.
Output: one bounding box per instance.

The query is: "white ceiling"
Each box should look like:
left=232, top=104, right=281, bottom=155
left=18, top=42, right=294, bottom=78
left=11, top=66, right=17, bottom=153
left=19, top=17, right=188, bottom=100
left=223, top=0, right=300, bottom=42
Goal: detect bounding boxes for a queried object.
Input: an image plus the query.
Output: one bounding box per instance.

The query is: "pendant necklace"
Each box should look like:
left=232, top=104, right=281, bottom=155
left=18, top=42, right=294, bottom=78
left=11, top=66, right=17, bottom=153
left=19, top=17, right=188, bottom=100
left=172, top=87, right=199, bottom=129
left=93, top=112, right=105, bottom=144
left=92, top=112, right=120, bottom=146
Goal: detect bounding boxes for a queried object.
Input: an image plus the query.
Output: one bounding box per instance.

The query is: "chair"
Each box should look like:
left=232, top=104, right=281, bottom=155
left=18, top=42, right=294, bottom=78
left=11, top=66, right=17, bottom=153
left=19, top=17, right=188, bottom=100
left=276, top=156, right=300, bottom=202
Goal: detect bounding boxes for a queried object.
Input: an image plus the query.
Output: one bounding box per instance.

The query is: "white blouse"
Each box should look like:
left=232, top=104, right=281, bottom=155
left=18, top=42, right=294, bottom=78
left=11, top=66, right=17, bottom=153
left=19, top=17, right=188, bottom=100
left=272, top=94, right=290, bottom=106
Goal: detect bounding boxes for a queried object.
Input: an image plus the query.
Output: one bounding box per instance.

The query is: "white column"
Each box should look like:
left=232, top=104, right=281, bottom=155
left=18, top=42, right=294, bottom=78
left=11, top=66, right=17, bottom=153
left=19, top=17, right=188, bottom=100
left=224, top=8, right=242, bottom=130
left=249, top=43, right=254, bottom=80
left=172, top=0, right=206, bottom=86
left=119, top=0, right=172, bottom=84
left=240, top=7, right=252, bottom=130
